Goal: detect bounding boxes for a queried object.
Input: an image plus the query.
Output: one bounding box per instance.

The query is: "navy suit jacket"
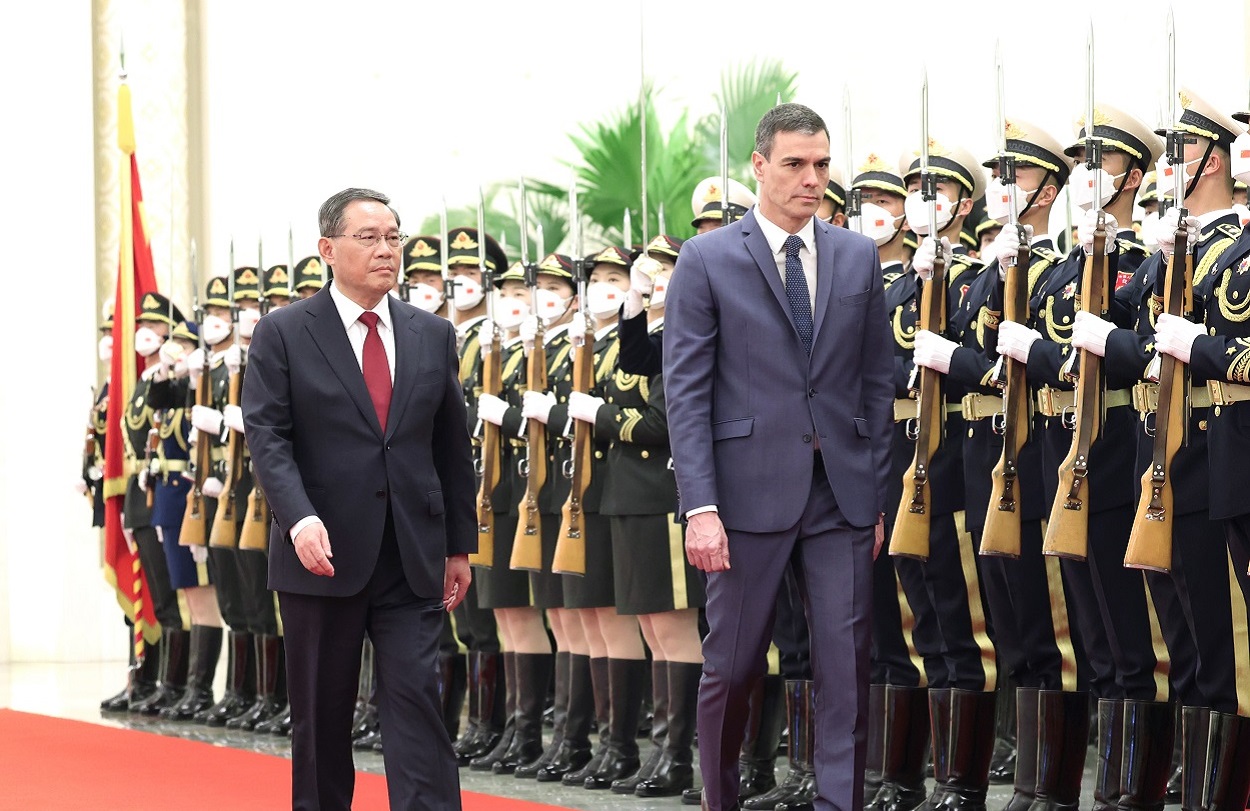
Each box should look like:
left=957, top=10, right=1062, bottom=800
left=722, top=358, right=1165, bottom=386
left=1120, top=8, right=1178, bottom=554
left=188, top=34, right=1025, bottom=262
left=663, top=209, right=893, bottom=532
left=242, top=284, right=476, bottom=599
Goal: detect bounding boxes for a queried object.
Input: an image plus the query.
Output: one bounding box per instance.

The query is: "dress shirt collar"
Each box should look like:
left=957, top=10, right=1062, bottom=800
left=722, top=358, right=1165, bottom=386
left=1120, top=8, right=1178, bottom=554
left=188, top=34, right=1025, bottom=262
left=544, top=322, right=570, bottom=342
left=754, top=205, right=816, bottom=256
left=594, top=322, right=618, bottom=341
left=329, top=280, right=392, bottom=333
left=455, top=314, right=488, bottom=339
left=1198, top=208, right=1236, bottom=229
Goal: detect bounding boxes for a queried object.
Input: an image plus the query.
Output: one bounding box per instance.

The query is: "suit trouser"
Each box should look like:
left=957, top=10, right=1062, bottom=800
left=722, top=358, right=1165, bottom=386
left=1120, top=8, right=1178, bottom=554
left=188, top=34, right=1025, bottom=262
left=698, top=456, right=873, bottom=811
left=279, top=518, right=459, bottom=811
left=773, top=567, right=812, bottom=680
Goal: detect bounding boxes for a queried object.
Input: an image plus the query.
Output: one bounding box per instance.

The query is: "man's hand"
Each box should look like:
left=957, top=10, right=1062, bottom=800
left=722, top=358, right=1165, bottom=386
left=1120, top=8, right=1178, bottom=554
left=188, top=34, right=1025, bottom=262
left=567, top=391, right=605, bottom=423
left=1078, top=209, right=1119, bottom=255
left=444, top=554, right=471, bottom=611
left=996, top=321, right=1042, bottom=363
left=1155, top=208, right=1199, bottom=259
left=1071, top=311, right=1115, bottom=358
left=913, top=329, right=957, bottom=374
left=912, top=236, right=952, bottom=282
left=476, top=393, right=508, bottom=426
left=1154, top=313, right=1205, bottom=364
left=993, top=224, right=1032, bottom=279
left=686, top=511, right=730, bottom=573
left=293, top=522, right=335, bottom=577
left=522, top=390, right=556, bottom=424
left=874, top=513, right=886, bottom=560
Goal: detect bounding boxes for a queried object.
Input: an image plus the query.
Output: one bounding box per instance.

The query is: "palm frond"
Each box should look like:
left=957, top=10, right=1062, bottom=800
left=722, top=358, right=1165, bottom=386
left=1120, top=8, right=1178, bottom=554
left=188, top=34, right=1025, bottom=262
left=694, top=59, right=800, bottom=183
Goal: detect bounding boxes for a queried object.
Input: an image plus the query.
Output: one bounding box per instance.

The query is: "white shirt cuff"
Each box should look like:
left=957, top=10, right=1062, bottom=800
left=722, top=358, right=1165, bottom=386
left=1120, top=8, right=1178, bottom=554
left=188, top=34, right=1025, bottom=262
left=289, top=515, right=322, bottom=542
left=686, top=505, right=718, bottom=518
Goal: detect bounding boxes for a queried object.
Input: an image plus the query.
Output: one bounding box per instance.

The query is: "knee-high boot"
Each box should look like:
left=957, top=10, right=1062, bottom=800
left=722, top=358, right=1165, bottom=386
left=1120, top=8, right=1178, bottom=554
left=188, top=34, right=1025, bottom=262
left=929, top=689, right=997, bottom=811
left=744, top=679, right=815, bottom=810
left=194, top=631, right=254, bottom=725
left=227, top=634, right=284, bottom=730
left=470, top=651, right=516, bottom=770
left=1092, top=699, right=1124, bottom=811
left=562, top=656, right=611, bottom=785
left=1180, top=708, right=1250, bottom=811
left=636, top=661, right=701, bottom=797
left=518, top=651, right=569, bottom=779
left=539, top=653, right=594, bottom=782
left=1027, top=691, right=1089, bottom=811
left=493, top=653, right=554, bottom=774
left=161, top=625, right=221, bottom=720
left=584, top=658, right=646, bottom=789
left=614, top=658, right=670, bottom=793
left=131, top=628, right=189, bottom=715
left=1117, top=699, right=1174, bottom=811
left=867, top=686, right=931, bottom=811
left=1002, top=688, right=1040, bottom=811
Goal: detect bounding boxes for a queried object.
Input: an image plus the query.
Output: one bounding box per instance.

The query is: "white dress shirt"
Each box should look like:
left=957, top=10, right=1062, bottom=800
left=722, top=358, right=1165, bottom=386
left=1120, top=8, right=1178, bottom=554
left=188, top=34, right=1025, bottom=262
left=754, top=205, right=818, bottom=311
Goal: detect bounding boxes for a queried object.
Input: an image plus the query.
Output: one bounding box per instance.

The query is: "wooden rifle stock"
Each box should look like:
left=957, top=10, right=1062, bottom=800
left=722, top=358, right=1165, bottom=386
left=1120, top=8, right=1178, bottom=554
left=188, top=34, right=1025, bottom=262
left=238, top=477, right=269, bottom=551
left=891, top=252, right=948, bottom=561
left=980, top=239, right=1033, bottom=557
left=553, top=326, right=595, bottom=576
left=1125, top=230, right=1192, bottom=572
left=209, top=370, right=243, bottom=548
left=1045, top=222, right=1109, bottom=559
left=471, top=327, right=503, bottom=568
left=510, top=331, right=548, bottom=571
left=181, top=355, right=213, bottom=547
left=143, top=411, right=162, bottom=510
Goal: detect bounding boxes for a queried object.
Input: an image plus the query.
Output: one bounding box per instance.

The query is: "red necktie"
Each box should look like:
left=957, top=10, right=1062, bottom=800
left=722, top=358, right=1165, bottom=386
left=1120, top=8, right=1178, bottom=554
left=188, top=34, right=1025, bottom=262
left=358, top=312, right=391, bottom=430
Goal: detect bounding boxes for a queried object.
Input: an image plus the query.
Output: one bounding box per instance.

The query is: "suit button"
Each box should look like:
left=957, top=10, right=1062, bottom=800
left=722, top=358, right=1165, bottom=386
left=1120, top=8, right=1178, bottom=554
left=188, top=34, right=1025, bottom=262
left=802, top=434, right=812, bottom=443
left=808, top=388, right=817, bottom=398
left=375, top=490, right=386, bottom=499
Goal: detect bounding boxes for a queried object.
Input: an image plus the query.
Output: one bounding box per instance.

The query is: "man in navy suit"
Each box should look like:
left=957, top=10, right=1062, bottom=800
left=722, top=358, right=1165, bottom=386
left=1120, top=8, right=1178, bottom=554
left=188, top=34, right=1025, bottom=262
left=243, top=188, right=476, bottom=810
left=664, top=104, right=893, bottom=811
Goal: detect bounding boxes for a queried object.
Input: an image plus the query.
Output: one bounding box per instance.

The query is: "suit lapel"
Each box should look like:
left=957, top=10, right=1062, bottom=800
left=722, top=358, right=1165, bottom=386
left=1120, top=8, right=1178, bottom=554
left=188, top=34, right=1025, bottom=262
left=810, top=221, right=835, bottom=347
left=303, top=287, right=384, bottom=439
left=385, top=300, right=423, bottom=440
left=741, top=211, right=801, bottom=345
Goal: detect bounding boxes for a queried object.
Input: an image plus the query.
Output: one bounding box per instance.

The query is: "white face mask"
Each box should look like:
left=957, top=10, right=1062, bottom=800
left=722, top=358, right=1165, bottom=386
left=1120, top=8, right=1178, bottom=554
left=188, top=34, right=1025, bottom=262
left=587, top=281, right=624, bottom=318
left=1069, top=164, right=1127, bottom=211
left=903, top=191, right=957, bottom=236
left=858, top=203, right=904, bottom=246
left=1141, top=211, right=1160, bottom=251
left=494, top=294, right=531, bottom=330
left=985, top=178, right=1039, bottom=225
left=407, top=283, right=444, bottom=313
left=98, top=335, right=113, bottom=364
left=650, top=274, right=671, bottom=308
left=451, top=274, right=484, bottom=311
left=202, top=314, right=232, bottom=347
left=1231, top=132, right=1250, bottom=185
left=1154, top=154, right=1203, bottom=196
left=534, top=288, right=572, bottom=326
left=237, top=307, right=261, bottom=338
left=134, top=326, right=163, bottom=358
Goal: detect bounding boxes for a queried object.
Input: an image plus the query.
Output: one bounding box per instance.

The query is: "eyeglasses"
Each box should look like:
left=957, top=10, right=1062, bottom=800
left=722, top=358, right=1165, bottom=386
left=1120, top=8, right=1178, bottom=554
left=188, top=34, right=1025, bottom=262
left=329, top=232, right=408, bottom=248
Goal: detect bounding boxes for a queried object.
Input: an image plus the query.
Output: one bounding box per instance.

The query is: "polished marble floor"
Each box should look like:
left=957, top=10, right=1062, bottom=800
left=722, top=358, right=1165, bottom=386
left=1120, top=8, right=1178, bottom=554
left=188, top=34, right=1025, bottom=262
left=1, top=660, right=1110, bottom=810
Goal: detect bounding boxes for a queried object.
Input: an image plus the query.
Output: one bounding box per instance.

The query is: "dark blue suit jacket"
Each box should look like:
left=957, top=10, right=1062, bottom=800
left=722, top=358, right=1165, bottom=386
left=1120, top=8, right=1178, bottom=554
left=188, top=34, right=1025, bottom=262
left=663, top=209, right=893, bottom=531
left=242, top=285, right=476, bottom=598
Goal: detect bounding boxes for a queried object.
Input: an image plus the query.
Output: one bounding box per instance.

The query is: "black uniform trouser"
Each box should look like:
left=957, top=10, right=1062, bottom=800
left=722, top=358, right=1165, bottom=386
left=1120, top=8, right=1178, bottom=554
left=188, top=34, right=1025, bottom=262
left=1224, top=516, right=1250, bottom=716
left=774, top=566, right=812, bottom=680
left=238, top=545, right=279, bottom=636
left=451, top=581, right=499, bottom=653
left=132, top=524, right=182, bottom=631
left=1144, top=569, right=1200, bottom=706
left=1060, top=553, right=1113, bottom=696
left=207, top=546, right=249, bottom=632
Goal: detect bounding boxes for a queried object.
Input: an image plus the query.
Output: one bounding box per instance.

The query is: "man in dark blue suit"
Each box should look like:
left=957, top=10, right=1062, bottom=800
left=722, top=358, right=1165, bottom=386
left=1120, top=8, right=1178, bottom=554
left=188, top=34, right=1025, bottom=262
left=243, top=188, right=476, bottom=810
left=664, top=104, right=894, bottom=811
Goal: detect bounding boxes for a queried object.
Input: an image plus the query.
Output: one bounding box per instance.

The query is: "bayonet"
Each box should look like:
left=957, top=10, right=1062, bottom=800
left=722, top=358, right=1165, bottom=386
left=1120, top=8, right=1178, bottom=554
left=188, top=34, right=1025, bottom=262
left=720, top=104, right=732, bottom=227
left=844, top=86, right=861, bottom=233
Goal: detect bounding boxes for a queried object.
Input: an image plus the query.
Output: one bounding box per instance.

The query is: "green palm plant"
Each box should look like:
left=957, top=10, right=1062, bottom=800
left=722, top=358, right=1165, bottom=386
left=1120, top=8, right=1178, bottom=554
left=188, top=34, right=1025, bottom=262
left=694, top=59, right=800, bottom=184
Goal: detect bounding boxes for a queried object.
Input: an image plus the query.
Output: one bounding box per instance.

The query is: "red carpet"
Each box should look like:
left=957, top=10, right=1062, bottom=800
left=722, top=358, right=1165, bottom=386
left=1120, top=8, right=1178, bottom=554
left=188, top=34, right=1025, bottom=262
left=0, top=708, right=571, bottom=810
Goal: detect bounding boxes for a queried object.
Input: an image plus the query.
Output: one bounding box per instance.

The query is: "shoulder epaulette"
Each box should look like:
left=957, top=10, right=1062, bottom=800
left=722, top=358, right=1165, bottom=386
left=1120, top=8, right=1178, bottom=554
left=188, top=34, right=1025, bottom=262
left=883, top=270, right=905, bottom=286
left=1030, top=246, right=1061, bottom=265
left=1217, top=223, right=1243, bottom=241
left=1116, top=238, right=1148, bottom=255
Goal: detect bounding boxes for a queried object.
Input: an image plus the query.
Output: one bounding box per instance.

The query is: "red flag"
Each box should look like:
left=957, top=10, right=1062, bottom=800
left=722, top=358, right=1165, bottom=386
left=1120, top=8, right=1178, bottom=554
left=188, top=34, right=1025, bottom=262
left=101, top=78, right=161, bottom=649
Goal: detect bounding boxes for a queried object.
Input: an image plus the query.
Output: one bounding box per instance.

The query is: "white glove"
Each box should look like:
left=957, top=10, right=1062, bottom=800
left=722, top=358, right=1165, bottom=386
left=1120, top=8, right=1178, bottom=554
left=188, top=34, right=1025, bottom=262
left=1153, top=313, right=1205, bottom=364
left=186, top=348, right=206, bottom=389
left=630, top=256, right=660, bottom=297
left=569, top=313, right=592, bottom=347
left=74, top=479, right=89, bottom=496
left=122, top=527, right=137, bottom=554
left=519, top=315, right=540, bottom=352
left=1071, top=311, right=1116, bottom=357
left=222, top=404, right=245, bottom=435
left=158, top=339, right=185, bottom=368
left=477, top=392, right=509, bottom=426
left=1155, top=209, right=1199, bottom=258
left=191, top=405, right=224, bottom=436
left=522, top=390, right=556, bottom=424
left=1078, top=210, right=1119, bottom=255
left=622, top=288, right=646, bottom=320
left=201, top=477, right=225, bottom=498
left=224, top=343, right=244, bottom=375
left=191, top=545, right=208, bottom=564
left=568, top=391, right=606, bottom=423
left=912, top=236, right=953, bottom=282
left=155, top=525, right=164, bottom=544
left=137, top=469, right=149, bottom=491
left=992, top=224, right=1034, bottom=279
left=143, top=356, right=171, bottom=382
left=913, top=329, right=957, bottom=374
left=996, top=321, right=1043, bottom=363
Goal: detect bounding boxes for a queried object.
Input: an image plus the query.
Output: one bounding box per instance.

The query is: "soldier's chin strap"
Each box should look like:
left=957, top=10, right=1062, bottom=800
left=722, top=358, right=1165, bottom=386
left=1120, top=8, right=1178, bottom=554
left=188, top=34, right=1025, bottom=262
left=1016, top=169, right=1054, bottom=224
left=1183, top=139, right=1218, bottom=200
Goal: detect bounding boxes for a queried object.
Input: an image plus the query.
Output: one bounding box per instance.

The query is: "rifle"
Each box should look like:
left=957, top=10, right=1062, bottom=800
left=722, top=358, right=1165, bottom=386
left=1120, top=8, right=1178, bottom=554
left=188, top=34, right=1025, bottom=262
left=1045, top=25, right=1107, bottom=560
left=83, top=386, right=102, bottom=496
left=553, top=180, right=591, bottom=575
left=980, top=44, right=1032, bottom=558
left=239, top=238, right=269, bottom=552
left=209, top=253, right=248, bottom=549
left=143, top=409, right=161, bottom=509
left=511, top=178, right=547, bottom=571
left=892, top=71, right=946, bottom=562
left=471, top=190, right=500, bottom=568
left=181, top=253, right=211, bottom=548
left=719, top=105, right=735, bottom=227
left=1125, top=15, right=1190, bottom=573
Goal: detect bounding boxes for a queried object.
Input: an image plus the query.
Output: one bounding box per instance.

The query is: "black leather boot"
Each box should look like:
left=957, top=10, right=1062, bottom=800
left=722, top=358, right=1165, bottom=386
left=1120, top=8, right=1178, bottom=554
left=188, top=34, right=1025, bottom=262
left=865, top=683, right=887, bottom=804
left=1091, top=698, right=1124, bottom=811
left=635, top=661, right=700, bottom=797
left=562, top=656, right=611, bottom=785
left=439, top=650, right=468, bottom=741
left=228, top=634, right=284, bottom=730
left=461, top=651, right=508, bottom=765
left=739, top=675, right=787, bottom=801
left=195, top=631, right=255, bottom=725
left=453, top=651, right=483, bottom=762
left=1182, top=708, right=1250, bottom=811
left=160, top=626, right=221, bottom=720
left=131, top=629, right=189, bottom=715
left=748, top=680, right=815, bottom=811
left=1166, top=702, right=1183, bottom=804
left=867, top=685, right=930, bottom=811
left=1117, top=699, right=1174, bottom=811
left=929, top=688, right=996, bottom=811
left=989, top=678, right=1018, bottom=784
left=518, top=651, right=569, bottom=779
left=493, top=652, right=553, bottom=774
left=583, top=658, right=646, bottom=789
left=470, top=652, right=517, bottom=771
left=539, top=653, right=594, bottom=782
left=613, top=658, right=670, bottom=793
left=122, top=637, right=161, bottom=711
left=1002, top=688, right=1040, bottom=811
left=102, top=629, right=143, bottom=712
left=1027, top=691, right=1089, bottom=811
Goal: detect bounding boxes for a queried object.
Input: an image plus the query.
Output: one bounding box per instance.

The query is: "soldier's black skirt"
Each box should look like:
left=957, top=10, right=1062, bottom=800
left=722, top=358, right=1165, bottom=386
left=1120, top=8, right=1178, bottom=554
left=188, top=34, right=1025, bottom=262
left=610, top=514, right=706, bottom=616
left=157, top=520, right=211, bottom=591
left=528, top=517, right=565, bottom=610
left=475, top=513, right=533, bottom=609
left=560, top=512, right=616, bottom=609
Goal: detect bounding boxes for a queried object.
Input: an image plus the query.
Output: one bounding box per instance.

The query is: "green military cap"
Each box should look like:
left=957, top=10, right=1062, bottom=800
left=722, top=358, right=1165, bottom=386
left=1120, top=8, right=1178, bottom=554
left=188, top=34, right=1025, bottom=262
left=292, top=256, right=326, bottom=291
left=495, top=260, right=526, bottom=287
left=975, top=217, right=1003, bottom=239
left=137, top=291, right=185, bottom=326
left=205, top=276, right=231, bottom=308
left=590, top=246, right=632, bottom=268
left=852, top=153, right=907, bottom=197
left=263, top=265, right=291, bottom=298
left=233, top=266, right=261, bottom=301
left=446, top=227, right=508, bottom=273
left=645, top=234, right=683, bottom=261
left=902, top=140, right=987, bottom=202
left=537, top=252, right=574, bottom=280
left=981, top=117, right=1075, bottom=186
left=403, top=235, right=442, bottom=274
left=1066, top=103, right=1164, bottom=170
left=171, top=321, right=198, bottom=343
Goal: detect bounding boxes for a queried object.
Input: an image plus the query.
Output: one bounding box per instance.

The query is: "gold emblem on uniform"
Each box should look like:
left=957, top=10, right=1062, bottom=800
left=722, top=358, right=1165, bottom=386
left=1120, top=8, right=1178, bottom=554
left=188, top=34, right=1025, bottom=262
left=702, top=183, right=721, bottom=203
left=142, top=293, right=161, bottom=311
left=237, top=268, right=260, bottom=285
left=409, top=239, right=437, bottom=258
left=539, top=253, right=563, bottom=272
left=594, top=247, right=626, bottom=265
left=270, top=267, right=289, bottom=283
left=209, top=278, right=227, bottom=295
left=859, top=154, right=889, bottom=173
left=1063, top=282, right=1076, bottom=300
left=1179, top=90, right=1192, bottom=110
left=1238, top=256, right=1249, bottom=275
left=451, top=231, right=478, bottom=250
left=1003, top=120, right=1026, bottom=140
left=305, top=259, right=322, bottom=275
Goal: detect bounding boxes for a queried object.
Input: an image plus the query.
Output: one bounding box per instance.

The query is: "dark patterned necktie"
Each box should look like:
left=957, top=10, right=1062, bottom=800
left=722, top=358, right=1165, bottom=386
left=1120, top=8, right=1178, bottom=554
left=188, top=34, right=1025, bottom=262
left=784, top=234, right=813, bottom=354
left=358, top=312, right=391, bottom=429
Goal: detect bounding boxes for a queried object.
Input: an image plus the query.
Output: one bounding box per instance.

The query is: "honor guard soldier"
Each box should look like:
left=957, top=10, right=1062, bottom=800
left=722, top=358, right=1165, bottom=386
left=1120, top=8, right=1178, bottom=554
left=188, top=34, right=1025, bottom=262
left=1134, top=92, right=1250, bottom=810
left=262, top=264, right=292, bottom=310
left=817, top=170, right=848, bottom=227
left=690, top=176, right=757, bottom=234
left=1072, top=88, right=1246, bottom=811
left=402, top=235, right=448, bottom=316
left=291, top=255, right=326, bottom=300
